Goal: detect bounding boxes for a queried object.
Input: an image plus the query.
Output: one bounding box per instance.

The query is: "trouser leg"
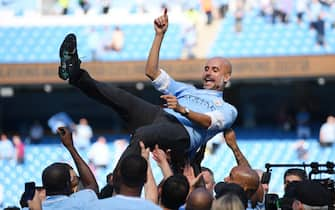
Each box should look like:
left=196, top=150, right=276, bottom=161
left=70, top=69, right=161, bottom=131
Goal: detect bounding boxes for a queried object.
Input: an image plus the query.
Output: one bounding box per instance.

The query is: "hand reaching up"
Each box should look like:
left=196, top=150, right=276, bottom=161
left=224, top=128, right=237, bottom=149
left=154, top=8, right=168, bottom=35
left=57, top=127, right=73, bottom=148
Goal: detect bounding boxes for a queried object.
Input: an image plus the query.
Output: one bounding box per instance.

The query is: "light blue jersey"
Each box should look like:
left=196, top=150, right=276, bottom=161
left=92, top=195, right=162, bottom=210
left=152, top=70, right=238, bottom=157
left=22, top=189, right=98, bottom=210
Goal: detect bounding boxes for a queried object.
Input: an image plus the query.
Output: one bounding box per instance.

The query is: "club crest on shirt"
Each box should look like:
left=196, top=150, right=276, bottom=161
left=214, top=99, right=223, bottom=106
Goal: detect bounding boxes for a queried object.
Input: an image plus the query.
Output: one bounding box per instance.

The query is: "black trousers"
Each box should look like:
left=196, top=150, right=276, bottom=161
left=71, top=69, right=190, bottom=159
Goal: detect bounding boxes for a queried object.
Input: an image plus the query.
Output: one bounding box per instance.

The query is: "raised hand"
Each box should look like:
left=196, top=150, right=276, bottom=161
left=139, top=141, right=150, bottom=161
left=154, top=8, right=168, bottom=35
left=57, top=127, right=73, bottom=148
left=224, top=128, right=237, bottom=148
left=152, top=144, right=168, bottom=165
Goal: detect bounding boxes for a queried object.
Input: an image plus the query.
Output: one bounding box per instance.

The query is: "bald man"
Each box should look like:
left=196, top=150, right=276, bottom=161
left=186, top=188, right=213, bottom=210
left=224, top=166, right=259, bottom=199
left=57, top=9, right=237, bottom=164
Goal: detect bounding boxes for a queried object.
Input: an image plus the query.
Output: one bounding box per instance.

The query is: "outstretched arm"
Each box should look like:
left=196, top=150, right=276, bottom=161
left=152, top=144, right=173, bottom=178
left=140, top=141, right=158, bottom=204
left=145, top=8, right=168, bottom=81
left=57, top=127, right=99, bottom=194
left=224, top=128, right=251, bottom=168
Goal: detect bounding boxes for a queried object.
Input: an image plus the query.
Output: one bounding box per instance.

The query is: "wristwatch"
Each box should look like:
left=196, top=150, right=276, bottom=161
left=182, top=107, right=190, bottom=116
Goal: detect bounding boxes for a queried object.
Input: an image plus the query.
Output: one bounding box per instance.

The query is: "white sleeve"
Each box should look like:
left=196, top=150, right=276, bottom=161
left=206, top=105, right=238, bottom=130
left=151, top=69, right=171, bottom=94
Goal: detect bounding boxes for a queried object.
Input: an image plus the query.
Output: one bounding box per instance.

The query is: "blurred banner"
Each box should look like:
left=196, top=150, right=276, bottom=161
left=0, top=55, right=335, bottom=85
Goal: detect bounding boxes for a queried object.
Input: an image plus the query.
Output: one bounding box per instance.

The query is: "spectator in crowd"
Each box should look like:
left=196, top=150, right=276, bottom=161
left=87, top=136, right=110, bottom=169
left=12, top=134, right=24, bottom=164
left=29, top=121, right=44, bottom=144
left=308, top=0, right=326, bottom=46
left=272, top=0, right=292, bottom=24
left=331, top=2, right=335, bottom=29
left=214, top=182, right=248, bottom=208
left=79, top=0, right=90, bottom=14
left=58, top=0, right=69, bottom=15
left=259, top=0, right=274, bottom=22
left=223, top=129, right=260, bottom=201
left=72, top=117, right=93, bottom=150
left=87, top=26, right=101, bottom=61
left=295, top=107, right=311, bottom=139
left=185, top=187, right=213, bottom=210
left=104, top=26, right=125, bottom=52
left=296, top=0, right=309, bottom=24
left=217, top=0, right=229, bottom=19
left=101, top=0, right=110, bottom=14
left=201, top=167, right=215, bottom=196
left=234, top=0, right=245, bottom=33
left=160, top=174, right=190, bottom=210
left=211, top=193, right=245, bottom=210
left=319, top=115, right=335, bottom=147
left=283, top=168, right=307, bottom=190
left=23, top=127, right=98, bottom=210
left=0, top=133, right=14, bottom=161
left=35, top=127, right=99, bottom=209
left=201, top=0, right=214, bottom=25
left=91, top=154, right=161, bottom=210
left=60, top=163, right=83, bottom=193
left=180, top=20, right=197, bottom=59
left=293, top=139, right=309, bottom=160
left=283, top=180, right=332, bottom=210
left=57, top=9, right=237, bottom=171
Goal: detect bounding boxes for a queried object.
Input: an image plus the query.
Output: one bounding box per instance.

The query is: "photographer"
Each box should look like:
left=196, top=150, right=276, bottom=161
left=282, top=180, right=332, bottom=210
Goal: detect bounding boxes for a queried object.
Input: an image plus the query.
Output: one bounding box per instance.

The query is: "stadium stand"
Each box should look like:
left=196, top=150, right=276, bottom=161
left=0, top=23, right=182, bottom=63
left=1, top=0, right=335, bottom=208
left=209, top=17, right=335, bottom=58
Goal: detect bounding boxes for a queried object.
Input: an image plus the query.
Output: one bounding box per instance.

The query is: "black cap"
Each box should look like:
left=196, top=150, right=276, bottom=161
left=284, top=180, right=332, bottom=206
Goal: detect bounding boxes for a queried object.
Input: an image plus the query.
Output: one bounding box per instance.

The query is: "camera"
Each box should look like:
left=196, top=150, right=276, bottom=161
left=263, top=162, right=335, bottom=210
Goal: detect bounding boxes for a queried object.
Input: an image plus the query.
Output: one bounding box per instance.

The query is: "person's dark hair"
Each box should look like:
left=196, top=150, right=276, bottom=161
left=201, top=167, right=214, bottom=177
left=161, top=174, right=190, bottom=209
left=42, top=162, right=71, bottom=196
left=106, top=172, right=113, bottom=184
left=99, top=184, right=114, bottom=199
left=186, top=187, right=213, bottom=210
left=214, top=182, right=248, bottom=208
left=283, top=168, right=308, bottom=182
left=4, top=207, right=20, bottom=210
left=120, top=154, right=147, bottom=188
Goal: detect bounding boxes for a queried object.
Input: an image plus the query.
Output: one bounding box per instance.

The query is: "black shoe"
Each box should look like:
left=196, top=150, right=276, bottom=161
left=58, top=33, right=81, bottom=80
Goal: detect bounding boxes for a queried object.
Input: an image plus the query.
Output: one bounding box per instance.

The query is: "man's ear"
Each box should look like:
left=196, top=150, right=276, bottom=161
left=223, top=73, right=231, bottom=83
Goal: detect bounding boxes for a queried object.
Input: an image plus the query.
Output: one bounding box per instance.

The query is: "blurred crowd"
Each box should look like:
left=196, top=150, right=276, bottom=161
left=1, top=127, right=333, bottom=210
